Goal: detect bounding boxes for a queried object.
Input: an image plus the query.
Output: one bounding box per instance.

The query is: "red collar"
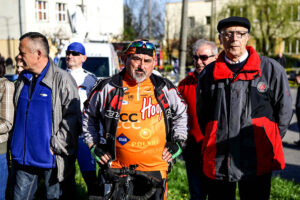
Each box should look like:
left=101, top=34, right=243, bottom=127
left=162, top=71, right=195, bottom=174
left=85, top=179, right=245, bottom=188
left=213, top=46, right=261, bottom=82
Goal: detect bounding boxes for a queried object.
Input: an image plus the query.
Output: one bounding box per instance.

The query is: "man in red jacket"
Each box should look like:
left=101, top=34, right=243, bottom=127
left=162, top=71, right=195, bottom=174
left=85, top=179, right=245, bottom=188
left=178, top=39, right=217, bottom=200
left=196, top=16, right=293, bottom=200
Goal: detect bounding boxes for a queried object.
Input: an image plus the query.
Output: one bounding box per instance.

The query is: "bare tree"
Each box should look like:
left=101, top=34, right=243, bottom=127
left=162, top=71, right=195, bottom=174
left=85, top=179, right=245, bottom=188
left=123, top=0, right=164, bottom=40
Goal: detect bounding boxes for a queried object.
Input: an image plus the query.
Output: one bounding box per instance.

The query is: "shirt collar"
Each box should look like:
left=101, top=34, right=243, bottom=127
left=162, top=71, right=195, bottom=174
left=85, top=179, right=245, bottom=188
left=225, top=50, right=249, bottom=64
left=66, top=67, right=83, bottom=74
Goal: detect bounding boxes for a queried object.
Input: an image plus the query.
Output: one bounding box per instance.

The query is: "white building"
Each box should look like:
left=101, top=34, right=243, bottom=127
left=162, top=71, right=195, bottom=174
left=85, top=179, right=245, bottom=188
left=0, top=0, right=124, bottom=58
left=165, top=0, right=229, bottom=58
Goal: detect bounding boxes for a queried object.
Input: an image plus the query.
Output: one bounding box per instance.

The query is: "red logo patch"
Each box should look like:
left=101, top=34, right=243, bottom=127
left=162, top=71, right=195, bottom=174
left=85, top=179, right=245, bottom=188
left=257, top=82, right=268, bottom=93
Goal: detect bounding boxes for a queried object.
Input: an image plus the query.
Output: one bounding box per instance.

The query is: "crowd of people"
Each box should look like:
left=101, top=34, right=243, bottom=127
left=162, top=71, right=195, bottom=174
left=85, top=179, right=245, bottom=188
left=0, top=16, right=296, bottom=200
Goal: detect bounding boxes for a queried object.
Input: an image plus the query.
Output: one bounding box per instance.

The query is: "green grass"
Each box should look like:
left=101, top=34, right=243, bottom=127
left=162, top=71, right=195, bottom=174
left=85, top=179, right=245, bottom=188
left=31, top=160, right=299, bottom=199
left=167, top=160, right=300, bottom=200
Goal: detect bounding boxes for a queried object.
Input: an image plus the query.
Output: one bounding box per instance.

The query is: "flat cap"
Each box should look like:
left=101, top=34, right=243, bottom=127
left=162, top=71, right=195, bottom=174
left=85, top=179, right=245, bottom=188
left=217, top=16, right=251, bottom=33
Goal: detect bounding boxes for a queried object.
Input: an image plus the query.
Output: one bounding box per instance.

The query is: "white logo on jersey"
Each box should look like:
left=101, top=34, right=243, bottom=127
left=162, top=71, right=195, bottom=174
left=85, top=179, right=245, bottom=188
left=140, top=97, right=163, bottom=121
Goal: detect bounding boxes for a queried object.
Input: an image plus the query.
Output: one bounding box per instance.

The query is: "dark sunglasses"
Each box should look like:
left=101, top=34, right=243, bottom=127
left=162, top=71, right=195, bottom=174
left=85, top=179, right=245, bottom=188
left=128, top=40, right=156, bottom=51
left=193, top=54, right=215, bottom=61
left=66, top=51, right=81, bottom=56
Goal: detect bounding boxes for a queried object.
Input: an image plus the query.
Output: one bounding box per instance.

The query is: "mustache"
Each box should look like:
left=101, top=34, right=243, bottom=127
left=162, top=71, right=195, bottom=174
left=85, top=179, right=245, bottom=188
left=135, top=68, right=146, bottom=73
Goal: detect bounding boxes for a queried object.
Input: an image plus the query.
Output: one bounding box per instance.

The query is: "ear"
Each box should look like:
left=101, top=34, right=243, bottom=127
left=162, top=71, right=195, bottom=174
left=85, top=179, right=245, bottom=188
left=82, top=55, right=87, bottom=62
left=36, top=49, right=42, bottom=59
left=153, top=57, right=157, bottom=68
left=219, top=34, right=223, bottom=45
left=214, top=54, right=218, bottom=60
left=246, top=34, right=250, bottom=43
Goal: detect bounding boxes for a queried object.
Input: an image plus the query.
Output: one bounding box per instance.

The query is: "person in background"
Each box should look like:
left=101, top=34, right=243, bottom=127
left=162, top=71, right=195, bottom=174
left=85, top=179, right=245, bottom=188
left=178, top=39, right=218, bottom=200
left=82, top=39, right=188, bottom=199
left=5, top=57, right=15, bottom=75
left=276, top=52, right=287, bottom=68
left=10, top=32, right=81, bottom=200
left=65, top=42, right=98, bottom=197
left=15, top=56, right=24, bottom=75
left=294, top=73, right=300, bottom=147
left=54, top=52, right=59, bottom=65
left=196, top=16, right=293, bottom=200
left=0, top=57, right=14, bottom=200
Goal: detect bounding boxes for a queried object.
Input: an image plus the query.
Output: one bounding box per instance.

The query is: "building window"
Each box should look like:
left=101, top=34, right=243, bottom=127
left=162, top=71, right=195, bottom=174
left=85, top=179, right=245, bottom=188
left=284, top=38, right=300, bottom=54
left=188, top=16, right=195, bottom=28
left=298, top=5, right=300, bottom=21
left=206, top=16, right=211, bottom=25
left=36, top=0, right=48, bottom=21
left=56, top=3, right=66, bottom=22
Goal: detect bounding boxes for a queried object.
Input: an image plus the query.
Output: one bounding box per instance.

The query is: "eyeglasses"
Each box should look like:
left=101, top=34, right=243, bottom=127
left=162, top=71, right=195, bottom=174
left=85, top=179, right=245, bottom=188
left=193, top=55, right=215, bottom=61
left=66, top=51, right=81, bottom=56
left=221, top=31, right=248, bottom=39
left=128, top=40, right=156, bottom=51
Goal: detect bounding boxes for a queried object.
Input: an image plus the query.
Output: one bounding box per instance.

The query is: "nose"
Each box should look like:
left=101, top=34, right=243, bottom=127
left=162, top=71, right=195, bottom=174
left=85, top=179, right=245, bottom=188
left=17, top=54, right=22, bottom=59
left=231, top=32, right=239, bottom=41
left=137, top=59, right=145, bottom=68
left=196, top=58, right=204, bottom=66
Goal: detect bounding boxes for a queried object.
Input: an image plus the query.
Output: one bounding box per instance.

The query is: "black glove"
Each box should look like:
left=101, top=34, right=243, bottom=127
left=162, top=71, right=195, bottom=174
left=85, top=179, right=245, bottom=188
left=90, top=143, right=109, bottom=163
left=165, top=142, right=182, bottom=159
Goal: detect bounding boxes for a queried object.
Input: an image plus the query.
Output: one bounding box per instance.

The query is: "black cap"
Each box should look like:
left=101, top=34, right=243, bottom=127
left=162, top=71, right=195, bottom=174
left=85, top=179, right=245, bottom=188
left=217, top=16, right=251, bottom=33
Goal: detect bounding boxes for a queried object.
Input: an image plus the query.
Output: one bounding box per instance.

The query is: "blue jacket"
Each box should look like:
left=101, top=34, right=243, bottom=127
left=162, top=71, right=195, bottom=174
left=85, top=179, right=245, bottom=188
left=11, top=62, right=55, bottom=168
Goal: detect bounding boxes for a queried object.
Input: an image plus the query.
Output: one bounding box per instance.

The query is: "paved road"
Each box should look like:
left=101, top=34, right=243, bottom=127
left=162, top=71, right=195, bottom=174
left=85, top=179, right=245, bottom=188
left=273, top=87, right=300, bottom=183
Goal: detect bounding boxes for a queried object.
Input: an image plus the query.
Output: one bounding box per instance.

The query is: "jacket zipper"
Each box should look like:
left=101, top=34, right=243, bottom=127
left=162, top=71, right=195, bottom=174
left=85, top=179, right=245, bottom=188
left=226, top=79, right=231, bottom=179
left=23, top=78, right=33, bottom=165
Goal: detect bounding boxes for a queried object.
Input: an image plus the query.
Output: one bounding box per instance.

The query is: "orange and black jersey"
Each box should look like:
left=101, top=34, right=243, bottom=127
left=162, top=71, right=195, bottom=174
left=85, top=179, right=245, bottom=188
left=82, top=69, right=188, bottom=168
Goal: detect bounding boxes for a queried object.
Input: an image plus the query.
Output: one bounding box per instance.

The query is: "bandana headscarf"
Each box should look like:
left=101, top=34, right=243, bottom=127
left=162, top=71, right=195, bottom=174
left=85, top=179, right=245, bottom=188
left=124, top=40, right=156, bottom=58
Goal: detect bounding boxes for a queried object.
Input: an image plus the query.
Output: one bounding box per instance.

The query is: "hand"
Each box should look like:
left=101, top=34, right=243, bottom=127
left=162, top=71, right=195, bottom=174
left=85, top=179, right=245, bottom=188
left=98, top=153, right=112, bottom=165
left=162, top=147, right=173, bottom=163
left=90, top=143, right=111, bottom=165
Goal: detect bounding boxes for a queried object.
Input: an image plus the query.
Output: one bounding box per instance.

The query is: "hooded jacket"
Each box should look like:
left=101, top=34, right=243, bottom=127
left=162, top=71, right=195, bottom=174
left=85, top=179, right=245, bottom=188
left=196, top=46, right=293, bottom=181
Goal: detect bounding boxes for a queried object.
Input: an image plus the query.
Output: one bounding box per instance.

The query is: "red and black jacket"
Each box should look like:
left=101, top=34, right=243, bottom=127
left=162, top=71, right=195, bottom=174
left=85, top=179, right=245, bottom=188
left=196, top=46, right=293, bottom=181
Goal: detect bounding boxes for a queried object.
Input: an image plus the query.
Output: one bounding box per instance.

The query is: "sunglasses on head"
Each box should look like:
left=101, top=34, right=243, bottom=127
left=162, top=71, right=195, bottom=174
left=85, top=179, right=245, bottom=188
left=193, top=54, right=215, bottom=61
left=66, top=51, right=81, bottom=56
left=128, top=40, right=156, bottom=51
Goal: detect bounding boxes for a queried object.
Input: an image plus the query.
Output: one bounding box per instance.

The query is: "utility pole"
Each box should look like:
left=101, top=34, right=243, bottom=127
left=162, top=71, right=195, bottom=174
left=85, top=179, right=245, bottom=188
left=179, top=0, right=188, bottom=81
left=19, top=0, right=23, bottom=36
left=148, top=0, right=152, bottom=39
left=81, top=0, right=84, bottom=13
left=210, top=0, right=216, bottom=41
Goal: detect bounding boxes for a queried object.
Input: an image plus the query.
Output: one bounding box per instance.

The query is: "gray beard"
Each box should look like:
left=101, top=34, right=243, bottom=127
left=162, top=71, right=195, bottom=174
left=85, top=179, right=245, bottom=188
left=133, top=72, right=146, bottom=83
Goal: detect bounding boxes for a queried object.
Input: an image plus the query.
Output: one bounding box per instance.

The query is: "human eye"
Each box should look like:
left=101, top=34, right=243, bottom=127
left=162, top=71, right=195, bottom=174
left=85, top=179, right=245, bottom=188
left=224, top=31, right=232, bottom=37
left=236, top=31, right=243, bottom=37
left=144, top=59, right=153, bottom=63
left=132, top=56, right=141, bottom=61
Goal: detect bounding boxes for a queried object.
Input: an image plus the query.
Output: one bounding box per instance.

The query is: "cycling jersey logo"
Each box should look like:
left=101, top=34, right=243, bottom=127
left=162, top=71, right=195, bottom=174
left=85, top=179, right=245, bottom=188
left=140, top=97, right=162, bottom=121
left=122, top=100, right=128, bottom=105
left=257, top=81, right=268, bottom=93
left=117, top=133, right=130, bottom=145
left=118, top=113, right=141, bottom=129
left=139, top=128, right=153, bottom=139
left=105, top=110, right=120, bottom=119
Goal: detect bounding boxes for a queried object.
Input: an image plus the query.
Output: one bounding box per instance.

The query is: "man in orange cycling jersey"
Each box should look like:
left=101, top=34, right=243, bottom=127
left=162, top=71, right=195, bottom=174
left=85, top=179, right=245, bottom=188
left=82, top=39, right=188, bottom=199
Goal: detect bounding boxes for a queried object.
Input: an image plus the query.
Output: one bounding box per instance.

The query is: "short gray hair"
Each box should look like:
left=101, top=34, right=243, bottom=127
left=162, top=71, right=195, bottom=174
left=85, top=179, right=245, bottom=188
left=193, top=39, right=218, bottom=56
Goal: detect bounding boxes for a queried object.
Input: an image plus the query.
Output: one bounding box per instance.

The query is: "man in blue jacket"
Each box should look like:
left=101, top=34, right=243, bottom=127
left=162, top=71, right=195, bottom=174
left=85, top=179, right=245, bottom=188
left=11, top=32, right=81, bottom=200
